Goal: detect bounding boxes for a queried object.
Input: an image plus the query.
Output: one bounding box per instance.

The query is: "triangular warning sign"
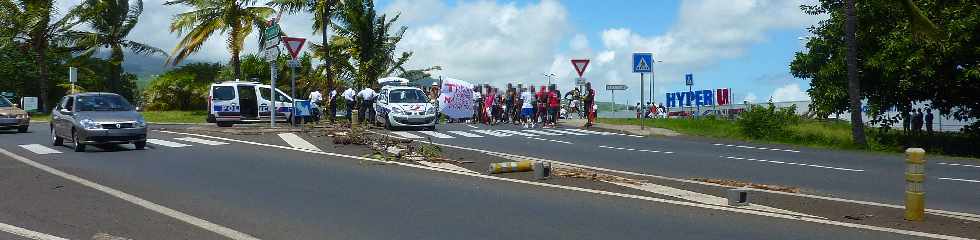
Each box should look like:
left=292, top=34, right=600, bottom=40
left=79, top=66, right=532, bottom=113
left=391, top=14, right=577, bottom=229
left=635, top=58, right=649, bottom=71
left=282, top=37, right=306, bottom=60
left=571, top=59, right=590, bottom=77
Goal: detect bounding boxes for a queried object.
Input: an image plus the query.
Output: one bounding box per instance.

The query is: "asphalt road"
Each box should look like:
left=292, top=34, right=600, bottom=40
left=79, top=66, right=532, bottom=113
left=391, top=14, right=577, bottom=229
left=383, top=121, right=980, bottom=215
left=0, top=122, right=941, bottom=239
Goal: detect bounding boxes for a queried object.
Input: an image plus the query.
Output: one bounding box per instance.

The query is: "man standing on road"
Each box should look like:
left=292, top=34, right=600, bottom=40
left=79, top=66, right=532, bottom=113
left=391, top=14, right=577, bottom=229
left=342, top=87, right=356, bottom=122
left=358, top=86, right=377, bottom=124
left=925, top=108, right=934, bottom=134
left=328, top=88, right=338, bottom=123
left=521, top=86, right=535, bottom=128
left=308, top=90, right=323, bottom=123
left=472, top=87, right=482, bottom=123
left=912, top=108, right=923, bottom=135
left=584, top=82, right=595, bottom=127
left=548, top=85, right=560, bottom=127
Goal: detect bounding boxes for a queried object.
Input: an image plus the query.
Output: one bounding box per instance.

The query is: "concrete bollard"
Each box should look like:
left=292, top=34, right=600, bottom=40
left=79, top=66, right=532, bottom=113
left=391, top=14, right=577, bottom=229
left=905, top=148, right=926, bottom=221
left=727, top=188, right=750, bottom=206
left=351, top=109, right=359, bottom=126
left=488, top=161, right=534, bottom=174
left=533, top=161, right=551, bottom=180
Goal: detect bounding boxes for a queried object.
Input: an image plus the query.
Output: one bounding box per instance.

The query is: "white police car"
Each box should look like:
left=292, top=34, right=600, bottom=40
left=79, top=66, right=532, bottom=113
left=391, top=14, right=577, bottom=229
left=374, top=85, right=437, bottom=130
left=208, top=81, right=294, bottom=127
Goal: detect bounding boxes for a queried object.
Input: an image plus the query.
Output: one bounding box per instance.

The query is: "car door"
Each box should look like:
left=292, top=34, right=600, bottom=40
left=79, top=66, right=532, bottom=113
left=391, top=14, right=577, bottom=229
left=375, top=90, right=388, bottom=122
left=56, top=96, right=75, bottom=136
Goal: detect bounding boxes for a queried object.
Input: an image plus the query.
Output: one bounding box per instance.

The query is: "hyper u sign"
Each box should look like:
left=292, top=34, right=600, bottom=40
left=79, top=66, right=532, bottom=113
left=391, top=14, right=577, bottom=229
left=666, top=88, right=731, bottom=108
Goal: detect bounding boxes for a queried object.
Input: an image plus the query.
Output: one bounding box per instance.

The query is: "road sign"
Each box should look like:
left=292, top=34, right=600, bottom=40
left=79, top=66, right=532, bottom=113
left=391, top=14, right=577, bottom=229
left=685, top=73, right=693, bottom=86
left=69, top=67, right=77, bottom=83
left=575, top=77, right=588, bottom=85
left=264, top=46, right=280, bottom=62
left=262, top=24, right=281, bottom=49
left=287, top=59, right=300, bottom=68
left=282, top=37, right=306, bottom=60
left=571, top=59, right=590, bottom=77
left=605, top=84, right=628, bottom=91
left=21, top=97, right=37, bottom=112
left=632, top=53, right=652, bottom=73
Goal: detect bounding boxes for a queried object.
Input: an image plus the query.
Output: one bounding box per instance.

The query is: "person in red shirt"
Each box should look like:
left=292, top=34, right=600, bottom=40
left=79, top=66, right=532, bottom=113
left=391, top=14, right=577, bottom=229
left=536, top=86, right=547, bottom=124
left=548, top=86, right=560, bottom=127
left=584, top=82, right=595, bottom=127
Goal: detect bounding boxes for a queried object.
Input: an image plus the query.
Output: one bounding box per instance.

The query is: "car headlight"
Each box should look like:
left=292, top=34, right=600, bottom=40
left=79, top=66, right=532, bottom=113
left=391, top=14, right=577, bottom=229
left=15, top=114, right=27, bottom=119
left=391, top=107, right=406, bottom=115
left=79, top=119, right=101, bottom=130
left=135, top=117, right=147, bottom=127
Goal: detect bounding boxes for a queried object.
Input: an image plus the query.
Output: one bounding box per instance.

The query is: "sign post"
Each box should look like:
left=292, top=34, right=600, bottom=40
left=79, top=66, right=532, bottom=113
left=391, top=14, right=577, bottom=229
left=283, top=37, right=306, bottom=125
left=263, top=20, right=282, bottom=127
left=633, top=53, right=653, bottom=129
left=686, top=73, right=695, bottom=118
left=69, top=67, right=78, bottom=94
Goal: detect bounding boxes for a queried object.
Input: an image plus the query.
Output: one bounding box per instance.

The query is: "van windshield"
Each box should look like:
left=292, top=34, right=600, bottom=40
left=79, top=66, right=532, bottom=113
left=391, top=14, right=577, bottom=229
left=213, top=86, right=235, bottom=101
left=76, top=95, right=134, bottom=112
left=389, top=89, right=429, bottom=103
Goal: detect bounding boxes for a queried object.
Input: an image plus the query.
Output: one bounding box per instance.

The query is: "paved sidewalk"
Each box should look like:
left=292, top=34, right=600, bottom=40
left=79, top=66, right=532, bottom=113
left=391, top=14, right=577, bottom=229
left=560, top=118, right=681, bottom=136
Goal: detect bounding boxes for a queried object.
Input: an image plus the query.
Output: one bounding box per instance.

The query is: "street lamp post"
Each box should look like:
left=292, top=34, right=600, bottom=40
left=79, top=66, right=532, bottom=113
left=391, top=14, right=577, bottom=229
left=542, top=73, right=556, bottom=86
left=649, top=60, right=663, bottom=106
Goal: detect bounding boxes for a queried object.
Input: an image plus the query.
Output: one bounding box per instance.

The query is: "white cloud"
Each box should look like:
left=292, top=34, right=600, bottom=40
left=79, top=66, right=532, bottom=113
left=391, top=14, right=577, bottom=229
left=770, top=83, right=810, bottom=102
left=569, top=34, right=589, bottom=51
left=596, top=51, right=616, bottom=64
left=743, top=93, right=759, bottom=103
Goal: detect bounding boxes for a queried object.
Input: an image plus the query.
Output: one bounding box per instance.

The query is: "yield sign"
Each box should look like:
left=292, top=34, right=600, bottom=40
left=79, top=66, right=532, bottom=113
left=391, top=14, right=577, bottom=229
left=571, top=59, right=590, bottom=77
left=282, top=37, right=306, bottom=60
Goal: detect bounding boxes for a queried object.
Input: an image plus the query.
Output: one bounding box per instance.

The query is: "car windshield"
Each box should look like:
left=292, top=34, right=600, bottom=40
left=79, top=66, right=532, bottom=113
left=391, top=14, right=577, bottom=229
left=389, top=89, right=428, bottom=103
left=0, top=96, right=11, bottom=107
left=76, top=94, right=134, bottom=111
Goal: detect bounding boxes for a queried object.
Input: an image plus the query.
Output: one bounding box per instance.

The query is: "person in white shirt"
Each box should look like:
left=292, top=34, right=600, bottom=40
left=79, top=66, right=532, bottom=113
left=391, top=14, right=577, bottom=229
left=520, top=87, right=535, bottom=128
left=342, top=87, right=356, bottom=121
left=472, top=89, right=482, bottom=123
left=327, top=89, right=338, bottom=123
left=357, top=87, right=377, bottom=123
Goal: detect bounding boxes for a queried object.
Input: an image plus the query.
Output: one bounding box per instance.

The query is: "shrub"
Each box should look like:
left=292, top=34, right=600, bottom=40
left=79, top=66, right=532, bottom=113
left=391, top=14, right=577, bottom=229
left=737, top=103, right=799, bottom=139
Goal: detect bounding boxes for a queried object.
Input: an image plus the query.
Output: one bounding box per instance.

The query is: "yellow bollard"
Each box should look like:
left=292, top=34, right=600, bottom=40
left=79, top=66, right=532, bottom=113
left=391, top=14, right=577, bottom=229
left=904, top=148, right=926, bottom=221
left=488, top=161, right=534, bottom=174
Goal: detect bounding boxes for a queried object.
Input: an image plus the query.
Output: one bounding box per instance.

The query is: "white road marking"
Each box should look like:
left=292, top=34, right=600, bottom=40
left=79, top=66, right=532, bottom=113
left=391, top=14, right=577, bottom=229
left=523, top=129, right=561, bottom=136
left=447, top=131, right=483, bottom=138
left=527, top=137, right=572, bottom=144
left=146, top=139, right=191, bottom=148
left=418, top=161, right=479, bottom=174
left=417, top=131, right=455, bottom=139
left=496, top=130, right=537, bottom=137
left=465, top=124, right=479, bottom=129
left=722, top=156, right=864, bottom=172
left=565, top=129, right=644, bottom=138
left=610, top=182, right=823, bottom=219
left=473, top=130, right=511, bottom=137
left=390, top=131, right=423, bottom=139
left=277, top=133, right=323, bottom=151
left=18, top=144, right=62, bottom=155
left=0, top=222, right=68, bottom=240
left=598, top=145, right=672, bottom=154
left=184, top=130, right=969, bottom=240
left=174, top=137, right=228, bottom=146
left=937, top=162, right=980, bottom=169
left=938, top=177, right=980, bottom=183
left=714, top=143, right=801, bottom=153
left=419, top=139, right=980, bottom=224
left=0, top=148, right=262, bottom=240
left=543, top=129, right=588, bottom=135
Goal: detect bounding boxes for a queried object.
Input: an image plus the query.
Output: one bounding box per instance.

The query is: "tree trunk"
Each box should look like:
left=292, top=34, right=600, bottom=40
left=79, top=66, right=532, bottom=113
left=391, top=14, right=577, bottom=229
left=230, top=27, right=242, bottom=81
left=323, top=0, right=333, bottom=91
left=845, top=0, right=867, bottom=147
left=34, top=41, right=50, bottom=112
left=109, top=45, right=124, bottom=96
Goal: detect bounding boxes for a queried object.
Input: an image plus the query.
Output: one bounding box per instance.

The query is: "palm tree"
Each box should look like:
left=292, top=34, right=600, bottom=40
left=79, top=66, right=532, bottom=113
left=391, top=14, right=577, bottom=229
left=75, top=0, right=166, bottom=98
left=267, top=0, right=341, bottom=90
left=165, top=0, right=274, bottom=80
left=0, top=0, right=83, bottom=111
left=331, top=0, right=410, bottom=89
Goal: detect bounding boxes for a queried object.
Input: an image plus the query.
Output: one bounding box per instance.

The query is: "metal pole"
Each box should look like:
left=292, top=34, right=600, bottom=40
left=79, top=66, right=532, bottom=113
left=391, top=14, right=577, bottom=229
left=290, top=63, right=297, bottom=126
left=689, top=85, right=693, bottom=119
left=271, top=61, right=277, bottom=128
left=650, top=63, right=655, bottom=104
left=640, top=73, right=645, bottom=130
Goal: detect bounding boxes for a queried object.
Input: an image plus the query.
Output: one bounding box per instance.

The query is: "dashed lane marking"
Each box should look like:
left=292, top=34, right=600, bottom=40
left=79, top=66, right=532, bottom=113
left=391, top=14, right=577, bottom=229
left=938, top=177, right=980, bottom=183
left=523, top=129, right=562, bottom=136
left=447, top=131, right=483, bottom=137
left=174, top=137, right=228, bottom=146
left=713, top=143, right=801, bottom=153
left=390, top=131, right=423, bottom=139
left=936, top=162, right=980, bottom=169
left=527, top=137, right=572, bottom=144
left=473, top=130, right=512, bottom=137
left=0, top=222, right=68, bottom=240
left=146, top=139, right=191, bottom=148
left=277, top=133, right=323, bottom=151
left=721, top=156, right=864, bottom=172
left=598, top=145, right=672, bottom=154
left=18, top=144, right=62, bottom=155
left=417, top=131, right=455, bottom=139
left=566, top=129, right=644, bottom=138
left=0, top=148, right=262, bottom=240
left=496, top=130, right=538, bottom=137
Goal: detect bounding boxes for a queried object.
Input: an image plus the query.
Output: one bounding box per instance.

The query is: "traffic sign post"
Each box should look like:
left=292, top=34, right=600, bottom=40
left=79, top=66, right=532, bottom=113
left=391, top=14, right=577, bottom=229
left=633, top=53, right=653, bottom=129
left=282, top=37, right=306, bottom=125
left=69, top=67, right=78, bottom=94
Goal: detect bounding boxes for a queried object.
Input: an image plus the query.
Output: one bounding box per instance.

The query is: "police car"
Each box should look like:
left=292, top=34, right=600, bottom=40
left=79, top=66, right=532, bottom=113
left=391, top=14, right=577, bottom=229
left=208, top=81, right=294, bottom=127
left=374, top=82, right=437, bottom=130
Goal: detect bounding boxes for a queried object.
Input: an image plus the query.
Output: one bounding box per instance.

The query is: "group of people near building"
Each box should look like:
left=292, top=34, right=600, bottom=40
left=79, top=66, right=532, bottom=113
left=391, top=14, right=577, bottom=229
left=636, top=102, right=668, bottom=119
left=472, top=82, right=596, bottom=128
left=903, top=107, right=935, bottom=135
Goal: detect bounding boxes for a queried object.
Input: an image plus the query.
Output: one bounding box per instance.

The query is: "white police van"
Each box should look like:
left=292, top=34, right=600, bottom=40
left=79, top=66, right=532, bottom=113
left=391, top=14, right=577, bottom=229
left=373, top=78, right=437, bottom=130
left=208, top=81, right=294, bottom=127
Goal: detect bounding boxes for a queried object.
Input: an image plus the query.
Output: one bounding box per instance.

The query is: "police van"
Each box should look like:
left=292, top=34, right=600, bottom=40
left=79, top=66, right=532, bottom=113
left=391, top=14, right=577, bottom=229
left=208, top=81, right=294, bottom=127
left=373, top=78, right=437, bottom=130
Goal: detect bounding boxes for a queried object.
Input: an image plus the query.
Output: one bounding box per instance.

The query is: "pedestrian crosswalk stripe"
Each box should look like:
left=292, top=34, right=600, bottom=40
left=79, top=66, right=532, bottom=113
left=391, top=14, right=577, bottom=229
left=417, top=131, right=455, bottom=139
left=473, top=130, right=511, bottom=137
left=147, top=139, right=191, bottom=148
left=448, top=131, right=483, bottom=137
left=566, top=129, right=614, bottom=135
left=523, top=130, right=561, bottom=136
left=496, top=130, right=537, bottom=137
left=174, top=137, right=228, bottom=146
left=391, top=131, right=423, bottom=139
left=543, top=129, right=588, bottom=135
left=18, top=144, right=62, bottom=155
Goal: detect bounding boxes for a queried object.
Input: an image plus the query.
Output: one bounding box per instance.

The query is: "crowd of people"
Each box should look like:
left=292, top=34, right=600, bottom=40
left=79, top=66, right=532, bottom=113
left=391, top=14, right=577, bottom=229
left=902, top=107, right=935, bottom=135
left=469, top=82, right=596, bottom=128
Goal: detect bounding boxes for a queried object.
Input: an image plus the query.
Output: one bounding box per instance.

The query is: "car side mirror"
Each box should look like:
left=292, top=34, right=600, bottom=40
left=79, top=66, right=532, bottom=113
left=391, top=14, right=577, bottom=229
left=59, top=108, right=72, bottom=115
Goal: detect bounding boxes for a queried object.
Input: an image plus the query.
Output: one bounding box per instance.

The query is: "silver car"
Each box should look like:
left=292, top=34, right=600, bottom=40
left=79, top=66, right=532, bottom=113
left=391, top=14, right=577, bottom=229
left=50, top=92, right=147, bottom=152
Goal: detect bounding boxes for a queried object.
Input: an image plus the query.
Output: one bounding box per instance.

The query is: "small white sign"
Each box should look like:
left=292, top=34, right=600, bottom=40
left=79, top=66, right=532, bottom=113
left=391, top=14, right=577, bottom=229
left=21, top=97, right=38, bottom=112
left=287, top=59, right=300, bottom=68
left=69, top=67, right=78, bottom=83
left=576, top=77, right=588, bottom=85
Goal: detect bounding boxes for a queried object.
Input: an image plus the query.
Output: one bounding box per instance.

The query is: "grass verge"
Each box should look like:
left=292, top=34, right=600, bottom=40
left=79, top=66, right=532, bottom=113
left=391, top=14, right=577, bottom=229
left=31, top=111, right=208, bottom=124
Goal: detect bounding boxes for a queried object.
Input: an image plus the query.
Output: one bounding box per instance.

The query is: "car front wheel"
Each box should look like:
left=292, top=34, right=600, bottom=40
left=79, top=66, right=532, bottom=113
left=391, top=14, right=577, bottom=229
left=51, top=127, right=63, bottom=146
left=134, top=141, right=146, bottom=150
left=17, top=125, right=28, bottom=133
left=72, top=129, right=85, bottom=152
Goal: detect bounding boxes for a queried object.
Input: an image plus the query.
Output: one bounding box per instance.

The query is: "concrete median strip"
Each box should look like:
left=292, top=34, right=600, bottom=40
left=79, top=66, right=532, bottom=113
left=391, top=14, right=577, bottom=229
left=0, top=148, right=262, bottom=240
left=154, top=130, right=976, bottom=240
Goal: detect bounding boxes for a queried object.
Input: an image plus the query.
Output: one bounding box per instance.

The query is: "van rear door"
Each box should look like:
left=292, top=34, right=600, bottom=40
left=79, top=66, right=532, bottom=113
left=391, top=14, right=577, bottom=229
left=211, top=85, right=240, bottom=120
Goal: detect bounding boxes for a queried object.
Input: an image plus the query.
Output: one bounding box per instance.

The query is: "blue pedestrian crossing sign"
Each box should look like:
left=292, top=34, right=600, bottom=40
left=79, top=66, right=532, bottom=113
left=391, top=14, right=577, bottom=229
left=632, top=53, right=653, bottom=73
